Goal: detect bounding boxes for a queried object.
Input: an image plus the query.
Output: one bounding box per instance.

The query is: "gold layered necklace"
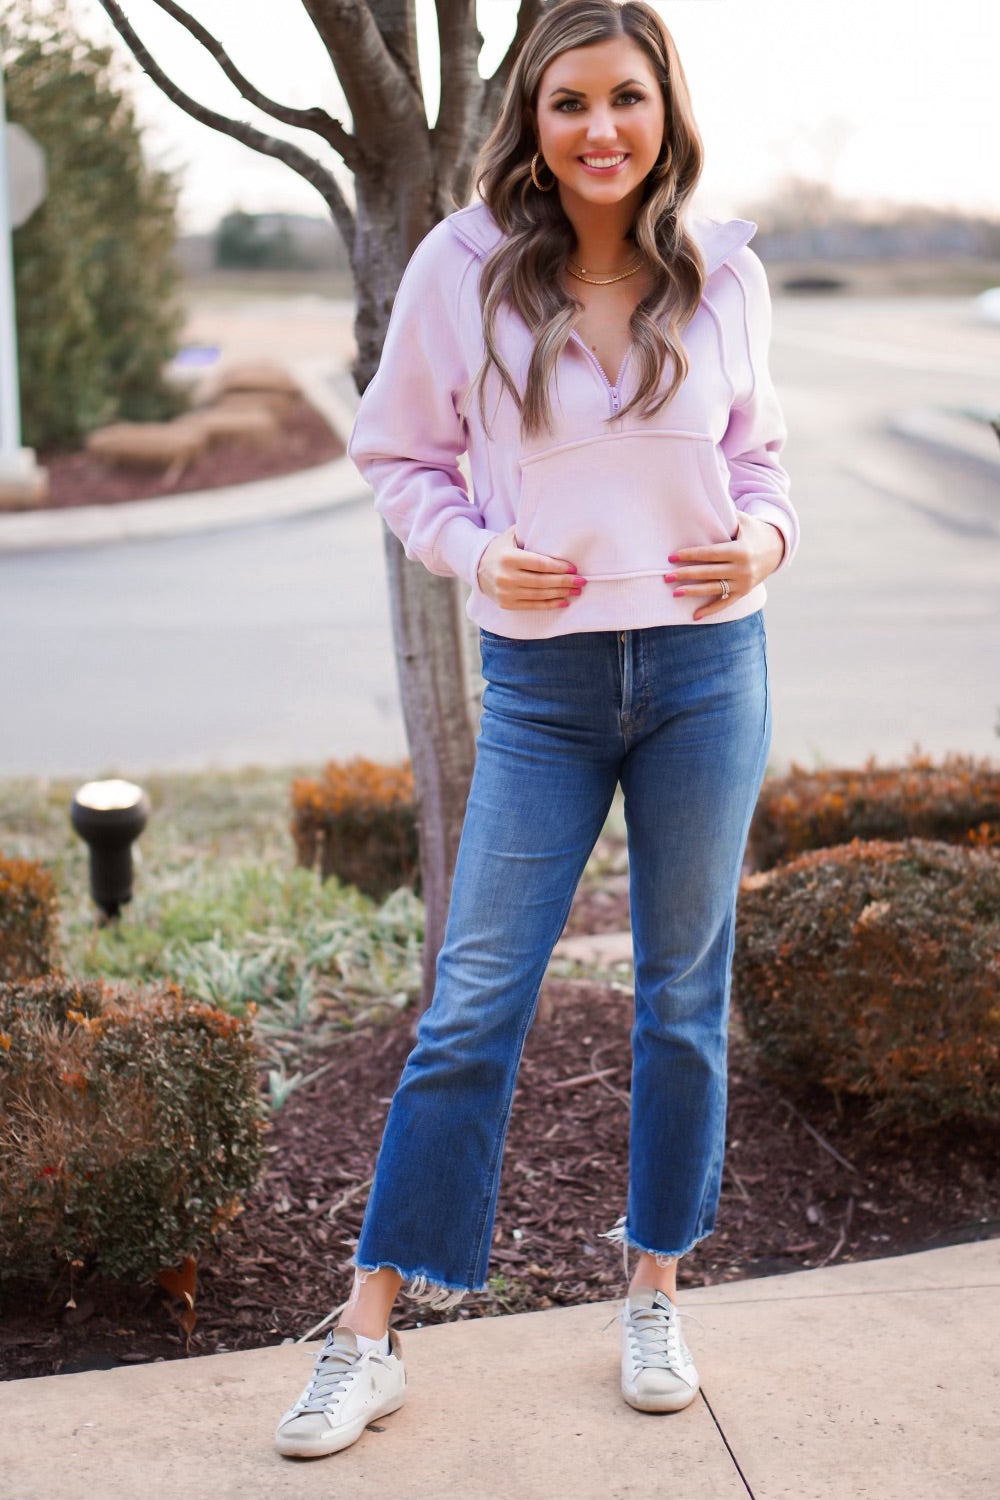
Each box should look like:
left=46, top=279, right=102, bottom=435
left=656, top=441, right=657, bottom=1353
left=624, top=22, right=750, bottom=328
left=566, top=257, right=643, bottom=286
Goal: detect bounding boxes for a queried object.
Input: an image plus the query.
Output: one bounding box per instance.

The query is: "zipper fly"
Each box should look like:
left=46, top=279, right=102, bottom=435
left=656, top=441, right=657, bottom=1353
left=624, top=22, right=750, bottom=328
left=616, top=629, right=649, bottom=746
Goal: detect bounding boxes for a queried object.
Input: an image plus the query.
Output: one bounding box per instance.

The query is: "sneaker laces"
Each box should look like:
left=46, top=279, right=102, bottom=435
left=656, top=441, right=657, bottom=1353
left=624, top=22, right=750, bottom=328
left=627, top=1303, right=689, bottom=1369
left=293, top=1334, right=367, bottom=1416
left=608, top=1299, right=704, bottom=1369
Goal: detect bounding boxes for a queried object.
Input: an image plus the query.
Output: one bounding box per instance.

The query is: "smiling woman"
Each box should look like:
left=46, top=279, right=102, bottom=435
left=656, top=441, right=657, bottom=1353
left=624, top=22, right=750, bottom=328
left=275, top=0, right=799, bottom=1462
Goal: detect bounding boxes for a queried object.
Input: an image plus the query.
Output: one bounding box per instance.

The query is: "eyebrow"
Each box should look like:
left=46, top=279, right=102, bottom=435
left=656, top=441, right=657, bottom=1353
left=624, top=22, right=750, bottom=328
left=547, top=77, right=646, bottom=98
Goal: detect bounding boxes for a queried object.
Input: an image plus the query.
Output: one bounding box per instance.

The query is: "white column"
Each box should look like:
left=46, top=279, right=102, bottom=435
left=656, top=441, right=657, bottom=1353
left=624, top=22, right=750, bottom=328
left=0, top=64, right=43, bottom=497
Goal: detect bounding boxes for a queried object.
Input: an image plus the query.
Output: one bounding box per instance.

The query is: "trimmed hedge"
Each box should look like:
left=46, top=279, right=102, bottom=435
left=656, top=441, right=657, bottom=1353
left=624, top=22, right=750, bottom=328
left=748, top=755, right=1000, bottom=871
left=734, top=839, right=1000, bottom=1131
left=0, top=853, right=60, bottom=981
left=0, top=975, right=266, bottom=1285
left=291, top=758, right=419, bottom=899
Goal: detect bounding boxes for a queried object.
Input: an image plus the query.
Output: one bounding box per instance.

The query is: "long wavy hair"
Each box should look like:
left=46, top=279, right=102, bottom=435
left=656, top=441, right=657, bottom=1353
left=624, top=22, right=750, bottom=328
left=472, top=0, right=705, bottom=438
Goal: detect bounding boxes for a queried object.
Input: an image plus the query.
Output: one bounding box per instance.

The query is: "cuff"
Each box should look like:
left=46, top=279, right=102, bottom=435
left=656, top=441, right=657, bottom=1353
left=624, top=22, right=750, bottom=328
left=433, top=515, right=501, bottom=588
left=738, top=499, right=797, bottom=571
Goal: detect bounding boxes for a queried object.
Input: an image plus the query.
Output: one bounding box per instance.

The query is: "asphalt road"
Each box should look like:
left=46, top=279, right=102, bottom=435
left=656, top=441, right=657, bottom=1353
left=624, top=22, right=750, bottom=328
left=1, top=295, right=997, bottom=784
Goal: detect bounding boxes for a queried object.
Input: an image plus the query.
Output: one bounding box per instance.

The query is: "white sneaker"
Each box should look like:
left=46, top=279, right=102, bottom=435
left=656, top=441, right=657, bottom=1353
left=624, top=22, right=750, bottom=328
left=621, top=1288, right=700, bottom=1412
left=275, top=1327, right=406, bottom=1459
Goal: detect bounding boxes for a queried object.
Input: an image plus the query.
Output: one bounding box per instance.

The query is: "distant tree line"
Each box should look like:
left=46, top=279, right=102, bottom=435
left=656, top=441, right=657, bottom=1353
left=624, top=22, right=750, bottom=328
left=211, top=210, right=351, bottom=272
left=745, top=176, right=1000, bottom=261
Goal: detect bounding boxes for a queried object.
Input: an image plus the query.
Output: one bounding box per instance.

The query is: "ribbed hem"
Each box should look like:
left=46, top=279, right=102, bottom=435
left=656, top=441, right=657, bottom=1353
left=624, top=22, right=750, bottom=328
left=469, top=576, right=767, bottom=640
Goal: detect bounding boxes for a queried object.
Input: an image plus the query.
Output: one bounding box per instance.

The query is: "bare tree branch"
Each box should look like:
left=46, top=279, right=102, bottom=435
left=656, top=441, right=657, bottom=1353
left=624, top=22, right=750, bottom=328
left=96, top=0, right=355, bottom=247
left=148, top=0, right=359, bottom=165
left=432, top=0, right=481, bottom=180
left=483, top=0, right=544, bottom=119
left=299, top=0, right=420, bottom=133
left=367, top=0, right=422, bottom=97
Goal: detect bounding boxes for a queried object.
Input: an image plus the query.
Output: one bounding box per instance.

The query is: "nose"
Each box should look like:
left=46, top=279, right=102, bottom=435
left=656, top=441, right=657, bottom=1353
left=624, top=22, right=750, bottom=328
left=585, top=104, right=618, bottom=143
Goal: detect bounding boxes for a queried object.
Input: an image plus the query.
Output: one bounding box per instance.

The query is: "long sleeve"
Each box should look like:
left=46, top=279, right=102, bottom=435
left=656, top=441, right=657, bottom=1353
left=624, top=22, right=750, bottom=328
left=347, top=222, right=500, bottom=588
left=720, top=248, right=799, bottom=568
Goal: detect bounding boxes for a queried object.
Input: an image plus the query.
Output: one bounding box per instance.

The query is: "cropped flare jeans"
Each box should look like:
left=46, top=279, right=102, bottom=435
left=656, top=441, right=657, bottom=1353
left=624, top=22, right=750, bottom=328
left=354, top=612, right=771, bottom=1300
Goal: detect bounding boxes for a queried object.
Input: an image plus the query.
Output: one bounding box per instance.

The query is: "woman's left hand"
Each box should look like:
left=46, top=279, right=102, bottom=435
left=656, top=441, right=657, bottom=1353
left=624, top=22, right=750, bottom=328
left=664, top=514, right=785, bottom=621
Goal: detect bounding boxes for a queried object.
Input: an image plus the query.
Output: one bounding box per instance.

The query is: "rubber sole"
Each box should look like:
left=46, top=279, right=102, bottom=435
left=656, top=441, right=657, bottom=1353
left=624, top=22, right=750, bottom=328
left=275, top=1388, right=407, bottom=1459
left=622, top=1380, right=700, bottom=1413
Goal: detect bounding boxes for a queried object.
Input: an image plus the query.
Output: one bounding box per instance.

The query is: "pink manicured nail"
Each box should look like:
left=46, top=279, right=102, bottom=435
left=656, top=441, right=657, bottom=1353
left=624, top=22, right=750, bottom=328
left=663, top=572, right=677, bottom=582
left=673, top=588, right=686, bottom=598
left=667, top=553, right=681, bottom=564
left=559, top=599, right=570, bottom=608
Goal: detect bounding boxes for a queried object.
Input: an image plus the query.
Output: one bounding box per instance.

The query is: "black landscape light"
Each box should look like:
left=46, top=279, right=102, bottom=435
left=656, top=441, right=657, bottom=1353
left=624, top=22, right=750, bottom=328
left=70, top=779, right=150, bottom=921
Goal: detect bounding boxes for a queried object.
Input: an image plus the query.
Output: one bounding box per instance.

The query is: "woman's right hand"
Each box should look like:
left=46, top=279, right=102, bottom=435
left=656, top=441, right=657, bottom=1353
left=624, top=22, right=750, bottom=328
left=476, top=525, right=584, bottom=611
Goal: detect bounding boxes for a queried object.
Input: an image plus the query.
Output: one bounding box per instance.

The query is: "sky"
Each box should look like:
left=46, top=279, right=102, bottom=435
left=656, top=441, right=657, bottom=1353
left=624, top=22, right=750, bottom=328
left=67, top=0, right=1000, bottom=233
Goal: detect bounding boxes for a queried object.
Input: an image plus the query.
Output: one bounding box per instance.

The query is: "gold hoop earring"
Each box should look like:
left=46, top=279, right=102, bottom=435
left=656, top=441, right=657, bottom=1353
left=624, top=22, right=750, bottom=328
left=530, top=151, right=555, bottom=192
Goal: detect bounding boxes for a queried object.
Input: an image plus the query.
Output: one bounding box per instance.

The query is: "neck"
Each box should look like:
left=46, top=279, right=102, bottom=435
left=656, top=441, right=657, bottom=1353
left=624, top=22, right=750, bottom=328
left=558, top=186, right=642, bottom=272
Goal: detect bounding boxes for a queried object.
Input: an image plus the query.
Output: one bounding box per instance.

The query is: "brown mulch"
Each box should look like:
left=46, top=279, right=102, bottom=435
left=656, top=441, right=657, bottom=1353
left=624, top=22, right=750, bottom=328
left=14, top=396, right=343, bottom=512
left=2, top=861, right=997, bottom=1381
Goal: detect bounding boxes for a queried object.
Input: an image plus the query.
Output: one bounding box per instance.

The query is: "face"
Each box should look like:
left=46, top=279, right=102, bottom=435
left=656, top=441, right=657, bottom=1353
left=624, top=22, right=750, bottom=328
left=534, top=35, right=667, bottom=219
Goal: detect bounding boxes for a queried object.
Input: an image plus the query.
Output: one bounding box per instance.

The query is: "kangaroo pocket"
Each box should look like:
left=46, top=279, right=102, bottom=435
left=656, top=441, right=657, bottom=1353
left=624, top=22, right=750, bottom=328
left=515, top=429, right=737, bottom=579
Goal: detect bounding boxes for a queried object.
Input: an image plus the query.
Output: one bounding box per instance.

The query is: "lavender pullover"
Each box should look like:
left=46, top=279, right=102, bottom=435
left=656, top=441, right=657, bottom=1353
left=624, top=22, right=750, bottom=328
left=348, top=201, right=799, bottom=639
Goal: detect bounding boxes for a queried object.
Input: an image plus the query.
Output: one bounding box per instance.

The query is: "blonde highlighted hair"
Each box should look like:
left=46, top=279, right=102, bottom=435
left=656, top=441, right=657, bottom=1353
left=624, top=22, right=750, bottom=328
left=472, top=0, right=705, bottom=438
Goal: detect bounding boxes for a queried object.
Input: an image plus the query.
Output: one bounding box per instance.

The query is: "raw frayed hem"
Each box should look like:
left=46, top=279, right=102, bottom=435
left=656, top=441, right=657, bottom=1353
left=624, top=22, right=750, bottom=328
left=351, top=1258, right=478, bottom=1311
left=599, top=1215, right=714, bottom=1279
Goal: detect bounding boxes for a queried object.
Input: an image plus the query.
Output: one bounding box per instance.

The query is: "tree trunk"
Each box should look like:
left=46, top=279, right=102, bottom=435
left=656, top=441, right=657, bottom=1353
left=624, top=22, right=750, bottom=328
left=352, top=167, right=478, bottom=1008
left=92, top=0, right=541, bottom=1012
left=383, top=532, right=476, bottom=1002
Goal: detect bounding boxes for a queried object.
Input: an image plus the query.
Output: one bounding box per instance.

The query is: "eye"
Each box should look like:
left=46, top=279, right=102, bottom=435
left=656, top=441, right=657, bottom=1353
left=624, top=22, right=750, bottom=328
left=554, top=91, right=645, bottom=112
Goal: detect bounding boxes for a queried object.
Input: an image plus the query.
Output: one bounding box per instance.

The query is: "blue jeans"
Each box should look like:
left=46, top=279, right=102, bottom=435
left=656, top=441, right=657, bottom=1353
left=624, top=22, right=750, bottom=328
left=355, top=613, right=771, bottom=1298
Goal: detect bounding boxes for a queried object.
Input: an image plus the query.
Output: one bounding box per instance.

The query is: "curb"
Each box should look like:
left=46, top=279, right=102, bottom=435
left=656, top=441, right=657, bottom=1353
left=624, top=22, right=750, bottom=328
left=0, top=457, right=366, bottom=555
left=0, top=362, right=364, bottom=557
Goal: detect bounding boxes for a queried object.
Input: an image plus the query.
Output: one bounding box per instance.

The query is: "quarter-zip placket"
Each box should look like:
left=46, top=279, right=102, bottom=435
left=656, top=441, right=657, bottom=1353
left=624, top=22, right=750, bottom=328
left=569, top=332, right=628, bottom=425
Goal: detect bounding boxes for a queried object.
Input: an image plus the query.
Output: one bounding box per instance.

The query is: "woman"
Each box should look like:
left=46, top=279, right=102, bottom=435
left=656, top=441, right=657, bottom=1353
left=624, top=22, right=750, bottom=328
left=276, top=0, right=797, bottom=1459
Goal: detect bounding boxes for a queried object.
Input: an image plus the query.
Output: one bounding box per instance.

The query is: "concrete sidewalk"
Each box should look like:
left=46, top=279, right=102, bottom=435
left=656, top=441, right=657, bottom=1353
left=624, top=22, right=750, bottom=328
left=3, top=1240, right=996, bottom=1500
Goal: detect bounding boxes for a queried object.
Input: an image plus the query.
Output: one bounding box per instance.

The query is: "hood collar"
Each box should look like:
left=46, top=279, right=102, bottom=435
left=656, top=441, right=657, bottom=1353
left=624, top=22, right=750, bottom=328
left=447, top=200, right=756, bottom=276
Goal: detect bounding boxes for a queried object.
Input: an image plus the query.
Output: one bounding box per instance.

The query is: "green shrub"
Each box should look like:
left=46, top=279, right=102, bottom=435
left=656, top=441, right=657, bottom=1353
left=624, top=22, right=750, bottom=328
left=215, top=210, right=301, bottom=269
left=0, top=974, right=267, bottom=1285
left=734, top=839, right=1000, bottom=1131
left=291, top=758, right=419, bottom=900
left=0, top=853, right=60, bottom=980
left=3, top=0, right=185, bottom=448
left=748, top=754, right=1000, bottom=871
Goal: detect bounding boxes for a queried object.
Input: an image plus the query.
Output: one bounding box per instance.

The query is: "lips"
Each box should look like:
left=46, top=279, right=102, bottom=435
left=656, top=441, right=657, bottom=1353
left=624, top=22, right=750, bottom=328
left=579, top=152, right=629, bottom=170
